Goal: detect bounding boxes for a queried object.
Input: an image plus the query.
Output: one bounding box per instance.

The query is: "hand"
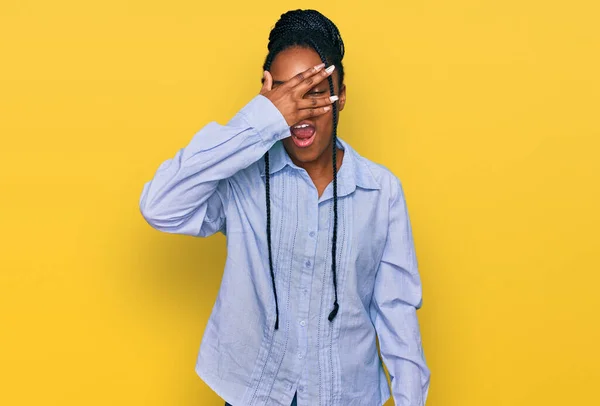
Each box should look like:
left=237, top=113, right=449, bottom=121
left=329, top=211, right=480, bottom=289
left=260, top=64, right=338, bottom=126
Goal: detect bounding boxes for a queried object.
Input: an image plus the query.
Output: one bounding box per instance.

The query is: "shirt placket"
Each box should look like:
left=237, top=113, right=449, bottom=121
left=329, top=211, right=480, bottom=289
left=295, top=172, right=320, bottom=388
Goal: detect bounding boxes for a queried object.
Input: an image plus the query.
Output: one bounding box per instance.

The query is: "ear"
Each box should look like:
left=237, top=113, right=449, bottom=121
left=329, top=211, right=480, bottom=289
left=338, top=84, right=347, bottom=112
left=260, top=71, right=273, bottom=95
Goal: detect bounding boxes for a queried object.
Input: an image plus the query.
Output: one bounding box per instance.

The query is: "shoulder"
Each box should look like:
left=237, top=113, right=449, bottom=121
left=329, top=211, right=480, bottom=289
left=345, top=142, right=404, bottom=200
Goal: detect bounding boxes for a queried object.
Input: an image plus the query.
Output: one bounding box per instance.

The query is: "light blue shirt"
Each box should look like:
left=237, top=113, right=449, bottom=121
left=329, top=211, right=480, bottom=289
left=139, top=95, right=430, bottom=406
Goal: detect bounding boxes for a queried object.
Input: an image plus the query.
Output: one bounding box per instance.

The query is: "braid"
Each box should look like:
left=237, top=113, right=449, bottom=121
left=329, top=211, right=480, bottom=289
left=264, top=51, right=279, bottom=330
left=305, top=38, right=340, bottom=322
left=263, top=9, right=345, bottom=331
left=264, top=152, right=279, bottom=330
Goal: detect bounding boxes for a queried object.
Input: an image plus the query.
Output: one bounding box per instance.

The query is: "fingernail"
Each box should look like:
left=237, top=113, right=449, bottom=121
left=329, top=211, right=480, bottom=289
left=330, top=95, right=339, bottom=102
left=314, top=63, right=326, bottom=71
left=324, top=106, right=331, bottom=112
left=325, top=65, right=336, bottom=74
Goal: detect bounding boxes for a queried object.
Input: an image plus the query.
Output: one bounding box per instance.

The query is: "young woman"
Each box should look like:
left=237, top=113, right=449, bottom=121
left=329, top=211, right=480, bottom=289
left=140, top=9, right=430, bottom=406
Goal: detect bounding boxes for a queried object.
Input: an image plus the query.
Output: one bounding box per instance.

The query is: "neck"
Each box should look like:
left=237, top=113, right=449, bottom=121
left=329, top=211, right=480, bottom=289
left=287, top=138, right=345, bottom=195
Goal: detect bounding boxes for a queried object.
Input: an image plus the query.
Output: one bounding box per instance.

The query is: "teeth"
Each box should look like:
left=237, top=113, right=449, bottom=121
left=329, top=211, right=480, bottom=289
left=293, top=124, right=310, bottom=129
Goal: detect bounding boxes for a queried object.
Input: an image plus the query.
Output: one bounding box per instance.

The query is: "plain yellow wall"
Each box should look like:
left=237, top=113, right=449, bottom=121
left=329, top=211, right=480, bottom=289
left=1, top=1, right=599, bottom=405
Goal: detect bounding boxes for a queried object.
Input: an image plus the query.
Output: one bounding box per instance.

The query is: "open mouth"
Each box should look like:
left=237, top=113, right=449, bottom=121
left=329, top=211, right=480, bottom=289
left=290, top=122, right=316, bottom=148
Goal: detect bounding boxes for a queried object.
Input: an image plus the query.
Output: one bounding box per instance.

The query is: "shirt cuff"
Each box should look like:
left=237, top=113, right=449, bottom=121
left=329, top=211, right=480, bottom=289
left=236, top=94, right=291, bottom=144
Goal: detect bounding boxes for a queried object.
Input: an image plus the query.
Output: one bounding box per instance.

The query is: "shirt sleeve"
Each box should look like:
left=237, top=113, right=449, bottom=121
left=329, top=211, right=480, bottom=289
left=370, top=177, right=431, bottom=405
left=139, top=94, right=290, bottom=237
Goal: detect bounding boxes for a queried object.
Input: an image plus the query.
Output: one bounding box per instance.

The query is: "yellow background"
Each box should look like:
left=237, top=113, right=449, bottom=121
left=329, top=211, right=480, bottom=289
left=1, top=0, right=599, bottom=405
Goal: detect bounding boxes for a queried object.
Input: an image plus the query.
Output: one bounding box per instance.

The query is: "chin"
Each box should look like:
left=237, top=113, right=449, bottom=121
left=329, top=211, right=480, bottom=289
left=289, top=148, right=320, bottom=163
left=282, top=140, right=315, bottom=161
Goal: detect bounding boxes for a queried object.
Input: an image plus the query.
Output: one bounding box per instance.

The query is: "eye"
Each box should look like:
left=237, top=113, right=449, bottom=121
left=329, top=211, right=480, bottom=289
left=307, top=90, right=326, bottom=97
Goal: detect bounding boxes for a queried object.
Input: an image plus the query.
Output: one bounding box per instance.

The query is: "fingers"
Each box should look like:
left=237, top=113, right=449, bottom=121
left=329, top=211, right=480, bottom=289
left=262, top=64, right=336, bottom=125
left=297, top=95, right=339, bottom=110
left=294, top=65, right=336, bottom=95
left=293, top=91, right=338, bottom=122
left=284, top=63, right=326, bottom=89
left=260, top=70, right=273, bottom=94
left=296, top=105, right=333, bottom=121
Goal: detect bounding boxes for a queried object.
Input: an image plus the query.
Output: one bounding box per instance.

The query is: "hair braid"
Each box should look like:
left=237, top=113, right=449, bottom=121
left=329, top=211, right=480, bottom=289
left=305, top=38, right=340, bottom=322
left=264, top=152, right=279, bottom=330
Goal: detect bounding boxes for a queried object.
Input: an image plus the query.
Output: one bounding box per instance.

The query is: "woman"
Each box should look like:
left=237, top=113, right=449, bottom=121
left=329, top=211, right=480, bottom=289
left=140, top=9, right=430, bottom=406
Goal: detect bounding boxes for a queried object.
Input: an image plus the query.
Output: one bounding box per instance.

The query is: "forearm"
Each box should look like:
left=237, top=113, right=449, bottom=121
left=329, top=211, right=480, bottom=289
left=376, top=305, right=430, bottom=405
left=139, top=94, right=289, bottom=235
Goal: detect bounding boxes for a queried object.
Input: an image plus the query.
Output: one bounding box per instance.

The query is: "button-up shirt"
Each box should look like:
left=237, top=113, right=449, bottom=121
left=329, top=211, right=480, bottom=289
left=139, top=95, right=430, bottom=405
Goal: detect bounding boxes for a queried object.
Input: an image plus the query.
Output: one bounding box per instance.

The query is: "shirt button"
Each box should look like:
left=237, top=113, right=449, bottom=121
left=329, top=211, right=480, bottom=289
left=309, top=231, right=316, bottom=238
left=300, top=320, right=306, bottom=327
left=297, top=353, right=303, bottom=359
left=305, top=260, right=311, bottom=268
left=299, top=385, right=304, bottom=392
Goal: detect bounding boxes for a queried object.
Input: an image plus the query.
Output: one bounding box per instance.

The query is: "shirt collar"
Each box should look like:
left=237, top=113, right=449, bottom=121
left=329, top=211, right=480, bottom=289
left=260, top=137, right=381, bottom=198
left=260, top=139, right=288, bottom=176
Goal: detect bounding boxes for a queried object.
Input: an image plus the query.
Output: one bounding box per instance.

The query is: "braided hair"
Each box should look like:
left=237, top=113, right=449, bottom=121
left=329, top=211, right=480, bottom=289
left=263, top=9, right=345, bottom=330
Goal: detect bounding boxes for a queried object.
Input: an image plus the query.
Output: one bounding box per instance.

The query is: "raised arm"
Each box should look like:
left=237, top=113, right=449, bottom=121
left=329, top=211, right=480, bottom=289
left=139, top=63, right=337, bottom=237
